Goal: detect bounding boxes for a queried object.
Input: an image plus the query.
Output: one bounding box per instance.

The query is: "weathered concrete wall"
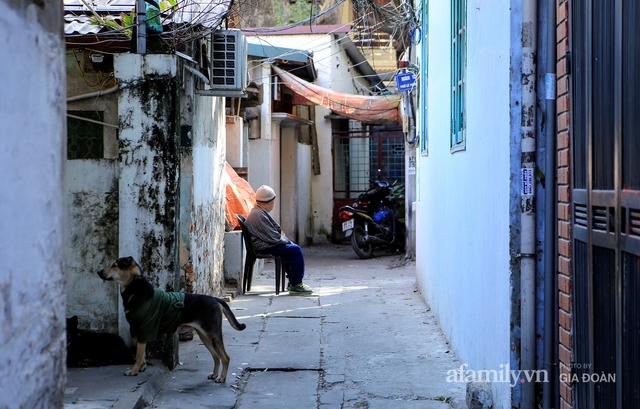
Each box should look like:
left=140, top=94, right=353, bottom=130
left=0, top=0, right=67, bottom=406
left=66, top=160, right=120, bottom=333
left=189, top=92, right=227, bottom=296
left=115, top=54, right=180, bottom=290
left=65, top=52, right=120, bottom=333
left=114, top=54, right=180, bottom=366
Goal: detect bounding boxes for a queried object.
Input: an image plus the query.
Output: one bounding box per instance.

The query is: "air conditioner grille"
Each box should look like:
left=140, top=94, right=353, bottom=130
left=210, top=30, right=247, bottom=92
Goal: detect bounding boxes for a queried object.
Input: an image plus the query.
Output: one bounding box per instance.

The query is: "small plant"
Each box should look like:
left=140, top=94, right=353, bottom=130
left=91, top=11, right=136, bottom=38
left=90, top=1, right=176, bottom=38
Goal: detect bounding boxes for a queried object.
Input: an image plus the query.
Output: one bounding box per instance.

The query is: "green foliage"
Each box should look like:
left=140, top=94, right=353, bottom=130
left=274, top=0, right=319, bottom=26
left=159, top=0, right=177, bottom=12
left=90, top=11, right=135, bottom=38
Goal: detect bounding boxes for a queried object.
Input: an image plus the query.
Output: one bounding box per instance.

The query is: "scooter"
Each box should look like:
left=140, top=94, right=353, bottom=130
left=339, top=175, right=406, bottom=259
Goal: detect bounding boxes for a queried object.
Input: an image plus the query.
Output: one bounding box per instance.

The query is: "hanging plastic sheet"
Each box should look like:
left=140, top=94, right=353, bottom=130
left=272, top=66, right=401, bottom=125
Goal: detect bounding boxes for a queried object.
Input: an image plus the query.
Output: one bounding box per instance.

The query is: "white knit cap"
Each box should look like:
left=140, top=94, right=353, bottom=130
left=255, top=185, right=276, bottom=203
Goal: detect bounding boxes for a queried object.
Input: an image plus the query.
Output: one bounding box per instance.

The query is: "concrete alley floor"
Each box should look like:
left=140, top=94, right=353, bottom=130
left=150, top=242, right=466, bottom=409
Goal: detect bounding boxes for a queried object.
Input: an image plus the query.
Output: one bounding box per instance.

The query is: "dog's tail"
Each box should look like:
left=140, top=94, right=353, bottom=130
left=220, top=300, right=246, bottom=331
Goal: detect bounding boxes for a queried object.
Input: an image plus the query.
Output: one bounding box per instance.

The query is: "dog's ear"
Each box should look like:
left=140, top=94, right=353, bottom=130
left=67, top=316, right=79, bottom=330
left=118, top=256, right=135, bottom=269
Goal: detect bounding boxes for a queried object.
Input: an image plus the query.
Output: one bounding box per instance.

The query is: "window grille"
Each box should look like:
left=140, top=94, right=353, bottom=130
left=67, top=111, right=104, bottom=160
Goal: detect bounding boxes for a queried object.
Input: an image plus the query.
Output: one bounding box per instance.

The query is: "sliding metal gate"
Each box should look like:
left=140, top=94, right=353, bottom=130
left=332, top=125, right=405, bottom=239
left=571, top=1, right=640, bottom=407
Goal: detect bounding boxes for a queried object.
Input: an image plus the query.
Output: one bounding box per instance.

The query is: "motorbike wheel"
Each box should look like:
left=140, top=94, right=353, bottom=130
left=351, top=225, right=374, bottom=259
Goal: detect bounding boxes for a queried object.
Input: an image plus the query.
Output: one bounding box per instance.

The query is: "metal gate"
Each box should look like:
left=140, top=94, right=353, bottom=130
left=332, top=124, right=405, bottom=239
left=571, top=1, right=640, bottom=407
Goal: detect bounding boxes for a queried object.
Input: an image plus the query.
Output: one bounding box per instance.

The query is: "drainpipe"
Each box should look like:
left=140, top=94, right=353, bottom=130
left=542, top=0, right=557, bottom=407
left=521, top=0, right=537, bottom=407
left=137, top=0, right=146, bottom=54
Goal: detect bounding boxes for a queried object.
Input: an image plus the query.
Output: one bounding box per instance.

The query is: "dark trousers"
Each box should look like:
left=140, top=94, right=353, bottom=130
left=264, top=243, right=305, bottom=286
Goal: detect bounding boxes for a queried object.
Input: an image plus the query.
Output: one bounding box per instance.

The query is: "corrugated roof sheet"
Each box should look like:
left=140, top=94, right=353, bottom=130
left=64, top=0, right=232, bottom=36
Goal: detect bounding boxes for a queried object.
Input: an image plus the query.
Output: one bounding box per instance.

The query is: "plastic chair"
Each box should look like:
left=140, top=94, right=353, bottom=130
left=236, top=215, right=287, bottom=295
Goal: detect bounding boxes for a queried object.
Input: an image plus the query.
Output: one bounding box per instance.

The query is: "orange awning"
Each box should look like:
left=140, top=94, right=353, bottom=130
left=273, top=66, right=401, bottom=125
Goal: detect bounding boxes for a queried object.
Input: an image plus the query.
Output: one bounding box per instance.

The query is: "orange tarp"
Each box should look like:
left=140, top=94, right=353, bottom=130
left=225, top=162, right=255, bottom=230
left=272, top=65, right=401, bottom=125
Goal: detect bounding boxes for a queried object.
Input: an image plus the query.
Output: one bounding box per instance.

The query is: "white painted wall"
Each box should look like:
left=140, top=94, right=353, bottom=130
left=247, top=33, right=365, bottom=242
left=0, top=2, right=67, bottom=406
left=415, top=1, right=513, bottom=407
left=190, top=94, right=227, bottom=295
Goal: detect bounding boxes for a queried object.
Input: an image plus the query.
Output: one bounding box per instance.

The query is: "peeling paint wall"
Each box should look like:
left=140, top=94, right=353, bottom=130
left=177, top=64, right=227, bottom=296
left=189, top=91, right=227, bottom=295
left=66, top=161, right=120, bottom=332
left=0, top=1, right=67, bottom=406
left=65, top=51, right=121, bottom=333
left=115, top=54, right=180, bottom=292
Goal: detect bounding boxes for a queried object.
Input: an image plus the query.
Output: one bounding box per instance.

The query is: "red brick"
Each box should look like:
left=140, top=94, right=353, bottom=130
left=558, top=237, right=571, bottom=257
left=558, top=273, right=572, bottom=294
left=557, top=38, right=569, bottom=58
left=558, top=113, right=570, bottom=133
left=557, top=76, right=569, bottom=96
left=559, top=362, right=571, bottom=377
left=557, top=21, right=567, bottom=41
left=559, top=255, right=571, bottom=274
left=558, top=149, right=570, bottom=167
left=558, top=131, right=570, bottom=149
left=560, top=328, right=572, bottom=350
left=557, top=94, right=570, bottom=113
left=560, top=378, right=572, bottom=400
left=558, top=203, right=570, bottom=221
left=559, top=292, right=572, bottom=313
left=558, top=167, right=570, bottom=184
left=559, top=308, right=573, bottom=330
left=559, top=344, right=572, bottom=365
left=558, top=219, right=570, bottom=237
left=558, top=1, right=568, bottom=23
left=558, top=185, right=570, bottom=202
left=557, top=57, right=567, bottom=77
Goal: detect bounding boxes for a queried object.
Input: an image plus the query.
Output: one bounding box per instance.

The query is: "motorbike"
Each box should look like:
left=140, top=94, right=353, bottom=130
left=339, top=175, right=406, bottom=259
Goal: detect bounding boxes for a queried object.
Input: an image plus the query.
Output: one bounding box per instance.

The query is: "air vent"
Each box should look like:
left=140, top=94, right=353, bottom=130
left=209, top=29, right=247, bottom=93
left=629, top=208, right=640, bottom=238
left=592, top=206, right=614, bottom=233
left=574, top=203, right=588, bottom=228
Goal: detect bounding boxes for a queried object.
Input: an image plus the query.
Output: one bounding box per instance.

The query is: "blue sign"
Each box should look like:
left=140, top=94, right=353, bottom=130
left=396, top=71, right=417, bottom=92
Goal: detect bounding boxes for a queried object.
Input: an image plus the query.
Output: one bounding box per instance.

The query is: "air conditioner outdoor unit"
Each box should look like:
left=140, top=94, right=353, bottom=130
left=208, top=29, right=247, bottom=95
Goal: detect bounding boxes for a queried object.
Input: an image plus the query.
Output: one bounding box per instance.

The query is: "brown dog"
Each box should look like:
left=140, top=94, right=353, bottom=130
left=97, top=256, right=245, bottom=382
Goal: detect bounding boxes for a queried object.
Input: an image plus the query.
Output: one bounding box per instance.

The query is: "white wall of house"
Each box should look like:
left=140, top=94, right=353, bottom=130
left=189, top=93, right=227, bottom=295
left=0, top=2, right=67, bottom=406
left=247, top=32, right=366, bottom=242
left=415, top=2, right=513, bottom=407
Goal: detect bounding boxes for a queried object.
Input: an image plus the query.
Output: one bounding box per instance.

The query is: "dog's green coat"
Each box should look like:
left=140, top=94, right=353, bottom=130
left=126, top=289, right=185, bottom=343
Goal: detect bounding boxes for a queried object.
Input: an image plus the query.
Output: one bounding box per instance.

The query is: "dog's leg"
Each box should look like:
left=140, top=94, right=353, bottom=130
left=211, top=341, right=231, bottom=383
left=125, top=340, right=147, bottom=376
left=196, top=330, right=229, bottom=383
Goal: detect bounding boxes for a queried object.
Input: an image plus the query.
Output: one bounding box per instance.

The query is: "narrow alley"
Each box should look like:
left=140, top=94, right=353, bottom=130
left=151, top=243, right=465, bottom=409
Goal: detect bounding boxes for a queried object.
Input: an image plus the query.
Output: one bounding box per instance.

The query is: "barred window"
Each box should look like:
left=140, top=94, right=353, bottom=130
left=67, top=111, right=104, bottom=160
left=451, top=0, right=466, bottom=152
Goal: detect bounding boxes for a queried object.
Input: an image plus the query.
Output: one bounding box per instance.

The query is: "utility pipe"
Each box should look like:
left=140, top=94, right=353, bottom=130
left=184, top=65, right=210, bottom=84
left=542, top=0, right=557, bottom=407
left=521, top=0, right=538, bottom=407
left=136, top=0, right=146, bottom=54
left=67, top=85, right=119, bottom=102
